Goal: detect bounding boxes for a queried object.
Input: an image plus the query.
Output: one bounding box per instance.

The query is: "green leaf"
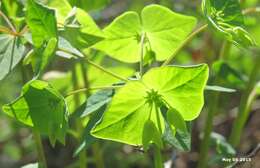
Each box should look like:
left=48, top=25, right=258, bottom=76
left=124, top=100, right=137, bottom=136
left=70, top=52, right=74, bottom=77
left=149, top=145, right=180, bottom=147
left=26, top=0, right=58, bottom=76
left=68, top=0, right=111, bottom=11
left=74, top=105, right=107, bottom=157
left=91, top=64, right=208, bottom=146
left=94, top=4, right=197, bottom=63
left=2, top=80, right=68, bottom=146
left=162, top=121, right=191, bottom=151
left=210, top=132, right=236, bottom=155
left=0, top=34, right=25, bottom=81
left=142, top=120, right=163, bottom=151
left=57, top=37, right=83, bottom=59
left=202, top=0, right=255, bottom=47
left=47, top=0, right=72, bottom=23
left=167, top=108, right=187, bottom=133
left=21, top=163, right=39, bottom=168
left=212, top=60, right=247, bottom=89
left=81, top=89, right=113, bottom=118
left=26, top=0, right=57, bottom=48
left=205, top=85, right=236, bottom=93
left=32, top=38, right=58, bottom=76
left=61, top=8, right=104, bottom=51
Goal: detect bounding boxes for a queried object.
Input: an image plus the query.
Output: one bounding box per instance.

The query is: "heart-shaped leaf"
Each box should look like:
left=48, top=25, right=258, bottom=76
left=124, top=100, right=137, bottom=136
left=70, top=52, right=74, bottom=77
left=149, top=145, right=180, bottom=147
left=91, top=64, right=208, bottom=146
left=94, top=4, right=197, bottom=63
left=2, top=80, right=68, bottom=146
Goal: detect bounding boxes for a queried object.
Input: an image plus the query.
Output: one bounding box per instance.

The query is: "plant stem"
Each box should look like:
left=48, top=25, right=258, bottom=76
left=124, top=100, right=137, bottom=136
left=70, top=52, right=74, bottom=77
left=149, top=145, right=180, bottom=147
left=58, top=48, right=128, bottom=82
left=85, top=58, right=128, bottom=82
left=92, top=142, right=105, bottom=168
left=228, top=52, right=260, bottom=147
left=243, top=7, right=260, bottom=15
left=65, top=85, right=122, bottom=98
left=139, top=32, right=145, bottom=77
left=153, top=146, right=163, bottom=168
left=197, top=41, right=230, bottom=168
left=162, top=24, right=208, bottom=66
left=219, top=41, right=231, bottom=60
left=155, top=107, right=163, bottom=134
left=0, top=10, right=16, bottom=32
left=21, top=65, right=47, bottom=167
left=33, top=130, right=47, bottom=168
left=80, top=62, right=91, bottom=97
left=197, top=92, right=220, bottom=168
left=72, top=65, right=87, bottom=168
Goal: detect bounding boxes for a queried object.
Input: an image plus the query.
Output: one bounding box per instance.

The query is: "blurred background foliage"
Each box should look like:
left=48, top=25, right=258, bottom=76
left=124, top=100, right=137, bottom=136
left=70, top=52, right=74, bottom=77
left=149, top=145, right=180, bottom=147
left=0, top=0, right=260, bottom=167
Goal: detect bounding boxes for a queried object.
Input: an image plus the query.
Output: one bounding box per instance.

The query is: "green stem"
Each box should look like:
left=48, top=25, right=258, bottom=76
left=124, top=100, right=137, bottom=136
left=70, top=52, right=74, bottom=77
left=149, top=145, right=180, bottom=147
left=80, top=62, right=90, bottom=97
left=65, top=85, right=122, bottom=98
left=85, top=58, right=128, bottom=82
left=92, top=142, right=105, bottom=168
left=139, top=32, right=146, bottom=77
left=72, top=65, right=87, bottom=168
left=153, top=146, right=163, bottom=168
left=162, top=24, right=208, bottom=66
left=155, top=107, right=163, bottom=134
left=58, top=48, right=128, bottom=82
left=228, top=53, right=260, bottom=147
left=33, top=130, right=47, bottom=168
left=219, top=41, right=231, bottom=60
left=197, top=41, right=230, bottom=168
left=197, top=92, right=220, bottom=168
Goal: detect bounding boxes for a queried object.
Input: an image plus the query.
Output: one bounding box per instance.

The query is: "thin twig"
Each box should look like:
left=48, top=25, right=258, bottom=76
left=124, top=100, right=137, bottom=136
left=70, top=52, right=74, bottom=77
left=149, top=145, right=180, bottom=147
left=0, top=10, right=16, bottom=32
left=65, top=85, right=122, bottom=98
left=58, top=48, right=128, bottom=82
left=162, top=24, right=208, bottom=66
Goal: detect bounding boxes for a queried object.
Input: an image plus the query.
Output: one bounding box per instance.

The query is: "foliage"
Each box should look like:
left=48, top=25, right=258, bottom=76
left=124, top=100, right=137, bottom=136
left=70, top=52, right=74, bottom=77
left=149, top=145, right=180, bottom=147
left=0, top=0, right=259, bottom=167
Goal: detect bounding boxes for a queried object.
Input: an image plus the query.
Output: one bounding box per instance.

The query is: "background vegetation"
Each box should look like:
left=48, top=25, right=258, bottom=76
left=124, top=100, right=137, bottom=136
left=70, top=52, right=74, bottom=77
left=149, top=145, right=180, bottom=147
left=0, top=0, right=259, bottom=168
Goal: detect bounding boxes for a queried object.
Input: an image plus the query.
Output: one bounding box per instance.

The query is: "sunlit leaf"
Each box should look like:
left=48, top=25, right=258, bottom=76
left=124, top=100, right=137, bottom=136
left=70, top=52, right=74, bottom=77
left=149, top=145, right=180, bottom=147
left=26, top=0, right=57, bottom=48
left=47, top=0, right=72, bottom=23
left=91, top=64, right=208, bottom=146
left=61, top=8, right=104, bottom=51
left=94, top=4, right=197, bottom=63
